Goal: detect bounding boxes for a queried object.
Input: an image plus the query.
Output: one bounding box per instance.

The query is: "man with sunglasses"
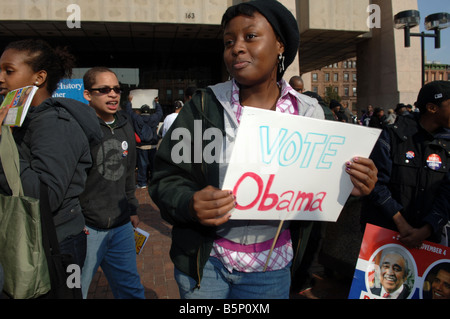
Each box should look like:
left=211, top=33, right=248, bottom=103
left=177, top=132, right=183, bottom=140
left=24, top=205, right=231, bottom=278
left=79, top=67, right=145, bottom=299
left=361, top=81, right=450, bottom=249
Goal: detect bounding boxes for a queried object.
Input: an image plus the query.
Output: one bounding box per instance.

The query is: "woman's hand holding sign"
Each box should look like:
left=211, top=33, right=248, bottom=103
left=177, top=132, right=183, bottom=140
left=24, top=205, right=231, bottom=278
left=190, top=186, right=236, bottom=227
left=346, top=157, right=378, bottom=197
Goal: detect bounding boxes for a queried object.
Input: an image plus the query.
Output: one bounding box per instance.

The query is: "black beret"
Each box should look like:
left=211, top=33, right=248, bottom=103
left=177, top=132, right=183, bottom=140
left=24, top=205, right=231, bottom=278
left=224, top=0, right=300, bottom=80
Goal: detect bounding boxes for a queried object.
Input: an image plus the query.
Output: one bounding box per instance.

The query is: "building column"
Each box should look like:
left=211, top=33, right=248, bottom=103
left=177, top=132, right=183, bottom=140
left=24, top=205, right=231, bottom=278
left=280, top=0, right=300, bottom=81
left=356, top=0, right=421, bottom=116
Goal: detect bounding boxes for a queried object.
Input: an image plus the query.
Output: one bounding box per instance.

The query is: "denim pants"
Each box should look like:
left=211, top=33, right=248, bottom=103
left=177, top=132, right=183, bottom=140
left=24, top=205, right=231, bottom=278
left=59, top=230, right=87, bottom=269
left=136, top=148, right=156, bottom=187
left=175, top=256, right=291, bottom=299
left=81, top=222, right=145, bottom=299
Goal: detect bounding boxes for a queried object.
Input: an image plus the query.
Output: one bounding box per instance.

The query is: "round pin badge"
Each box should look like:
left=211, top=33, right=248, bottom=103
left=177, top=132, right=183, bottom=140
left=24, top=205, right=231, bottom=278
left=426, top=154, right=442, bottom=170
left=406, top=151, right=415, bottom=159
left=122, top=141, right=129, bottom=151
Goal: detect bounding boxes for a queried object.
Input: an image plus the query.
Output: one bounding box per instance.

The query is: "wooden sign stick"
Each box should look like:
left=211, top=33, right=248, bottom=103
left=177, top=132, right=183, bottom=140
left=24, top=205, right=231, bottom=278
left=263, top=219, right=285, bottom=272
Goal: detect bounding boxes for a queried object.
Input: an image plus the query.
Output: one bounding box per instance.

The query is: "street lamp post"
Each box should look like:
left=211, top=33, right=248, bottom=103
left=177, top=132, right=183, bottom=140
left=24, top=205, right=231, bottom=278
left=394, top=10, right=449, bottom=87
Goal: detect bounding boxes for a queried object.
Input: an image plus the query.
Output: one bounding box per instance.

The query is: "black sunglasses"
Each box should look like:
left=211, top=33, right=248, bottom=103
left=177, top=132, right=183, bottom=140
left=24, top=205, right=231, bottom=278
left=89, top=87, right=122, bottom=94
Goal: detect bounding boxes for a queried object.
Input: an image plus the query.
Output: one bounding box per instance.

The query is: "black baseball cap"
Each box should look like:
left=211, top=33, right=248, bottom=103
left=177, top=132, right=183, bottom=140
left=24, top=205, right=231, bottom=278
left=416, top=81, right=450, bottom=109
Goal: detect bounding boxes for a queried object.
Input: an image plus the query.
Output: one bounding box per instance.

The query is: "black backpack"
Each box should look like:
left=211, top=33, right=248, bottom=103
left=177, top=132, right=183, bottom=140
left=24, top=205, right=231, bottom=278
left=138, top=122, right=159, bottom=145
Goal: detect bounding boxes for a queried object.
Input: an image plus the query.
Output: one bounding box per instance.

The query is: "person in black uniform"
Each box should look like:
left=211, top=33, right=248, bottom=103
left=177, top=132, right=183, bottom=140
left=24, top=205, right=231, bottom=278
left=361, top=81, right=450, bottom=248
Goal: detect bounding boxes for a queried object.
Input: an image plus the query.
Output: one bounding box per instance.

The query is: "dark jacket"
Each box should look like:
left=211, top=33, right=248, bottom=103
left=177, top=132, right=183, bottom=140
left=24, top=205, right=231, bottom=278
left=361, top=113, right=450, bottom=242
left=370, top=285, right=411, bottom=299
left=124, top=101, right=163, bottom=146
left=79, top=111, right=138, bottom=229
left=149, top=87, right=313, bottom=287
left=368, top=114, right=387, bottom=129
left=0, top=98, right=103, bottom=242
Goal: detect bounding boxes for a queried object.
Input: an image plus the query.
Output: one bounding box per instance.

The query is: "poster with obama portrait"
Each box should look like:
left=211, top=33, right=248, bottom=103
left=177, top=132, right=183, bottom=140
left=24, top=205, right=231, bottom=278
left=349, top=224, right=450, bottom=299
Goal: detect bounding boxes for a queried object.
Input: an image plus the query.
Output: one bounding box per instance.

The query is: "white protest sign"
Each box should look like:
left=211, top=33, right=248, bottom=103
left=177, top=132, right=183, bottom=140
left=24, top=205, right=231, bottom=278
left=222, top=107, right=381, bottom=222
left=130, top=89, right=158, bottom=109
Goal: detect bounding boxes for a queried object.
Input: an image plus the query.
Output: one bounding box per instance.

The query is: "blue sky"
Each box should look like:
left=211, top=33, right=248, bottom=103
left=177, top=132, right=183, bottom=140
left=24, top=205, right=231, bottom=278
left=417, top=0, right=450, bottom=64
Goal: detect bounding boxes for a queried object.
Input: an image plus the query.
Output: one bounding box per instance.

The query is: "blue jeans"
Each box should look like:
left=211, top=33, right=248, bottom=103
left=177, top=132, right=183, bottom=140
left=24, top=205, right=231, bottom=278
left=59, top=230, right=87, bottom=269
left=81, top=222, right=145, bottom=299
left=136, top=148, right=156, bottom=187
left=175, top=257, right=291, bottom=299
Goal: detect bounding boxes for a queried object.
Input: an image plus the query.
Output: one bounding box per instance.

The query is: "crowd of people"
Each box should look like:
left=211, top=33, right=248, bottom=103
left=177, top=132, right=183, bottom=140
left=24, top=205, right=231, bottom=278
left=289, top=82, right=421, bottom=130
left=358, top=102, right=421, bottom=129
left=0, top=0, right=448, bottom=301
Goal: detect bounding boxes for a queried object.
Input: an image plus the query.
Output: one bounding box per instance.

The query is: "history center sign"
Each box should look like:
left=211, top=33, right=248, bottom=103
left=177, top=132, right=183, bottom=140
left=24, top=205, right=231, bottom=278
left=52, top=78, right=88, bottom=104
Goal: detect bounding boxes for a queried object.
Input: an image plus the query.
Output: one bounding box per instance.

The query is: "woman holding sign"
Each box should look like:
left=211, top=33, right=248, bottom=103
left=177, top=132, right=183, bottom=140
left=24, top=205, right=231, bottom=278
left=150, top=0, right=378, bottom=299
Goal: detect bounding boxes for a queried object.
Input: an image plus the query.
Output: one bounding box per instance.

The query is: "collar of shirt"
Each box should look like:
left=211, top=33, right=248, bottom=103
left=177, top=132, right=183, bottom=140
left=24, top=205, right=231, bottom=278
left=381, top=285, right=404, bottom=299
left=230, top=79, right=299, bottom=124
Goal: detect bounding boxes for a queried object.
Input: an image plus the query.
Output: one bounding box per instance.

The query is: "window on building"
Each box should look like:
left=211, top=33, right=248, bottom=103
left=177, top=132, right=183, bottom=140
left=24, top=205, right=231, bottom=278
left=313, top=86, right=318, bottom=93
left=166, top=89, right=172, bottom=101
left=334, top=63, right=338, bottom=68
left=352, top=87, right=357, bottom=96
left=352, top=61, right=357, bottom=68
left=344, top=73, right=349, bottom=82
left=333, top=73, right=338, bottom=82
left=344, top=87, right=349, bottom=96
left=312, top=73, right=318, bottom=82
left=343, top=61, right=348, bottom=68
left=352, top=73, right=357, bottom=82
left=325, top=73, right=330, bottom=82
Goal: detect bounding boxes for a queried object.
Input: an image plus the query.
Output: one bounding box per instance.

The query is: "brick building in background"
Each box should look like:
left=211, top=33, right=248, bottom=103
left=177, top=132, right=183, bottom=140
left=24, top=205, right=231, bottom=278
left=305, top=58, right=358, bottom=114
left=425, top=63, right=450, bottom=83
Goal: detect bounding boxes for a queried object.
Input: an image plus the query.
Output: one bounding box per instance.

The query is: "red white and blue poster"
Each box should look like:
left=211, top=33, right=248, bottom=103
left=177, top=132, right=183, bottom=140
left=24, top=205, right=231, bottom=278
left=348, top=224, right=449, bottom=299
